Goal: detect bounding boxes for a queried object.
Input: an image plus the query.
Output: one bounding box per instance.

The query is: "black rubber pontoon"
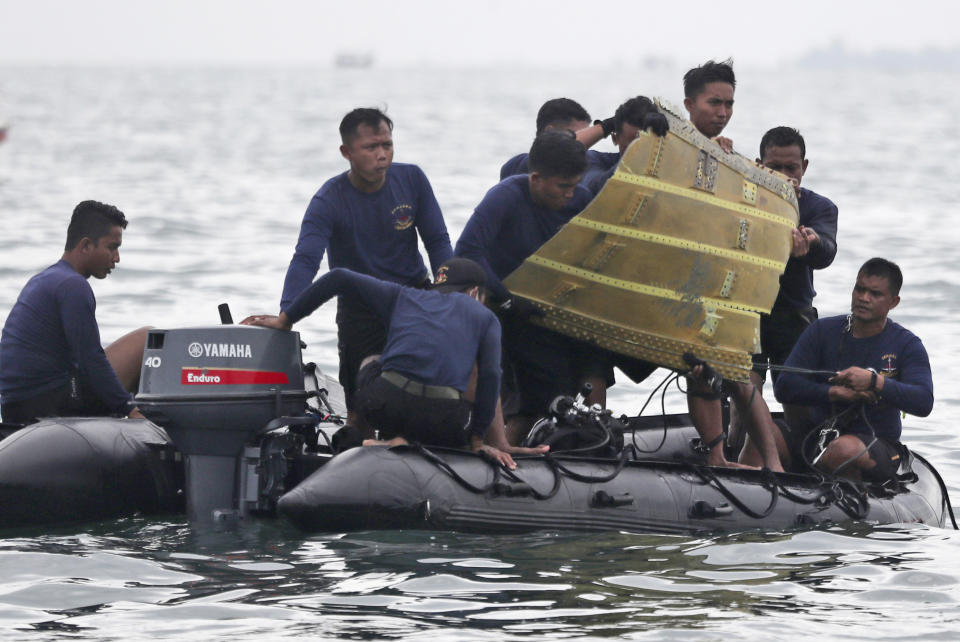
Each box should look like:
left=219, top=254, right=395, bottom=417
left=0, top=418, right=182, bottom=529
left=277, top=439, right=949, bottom=534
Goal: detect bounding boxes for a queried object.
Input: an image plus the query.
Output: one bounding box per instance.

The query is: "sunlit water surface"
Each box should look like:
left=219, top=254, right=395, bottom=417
left=1, top=66, right=959, bottom=639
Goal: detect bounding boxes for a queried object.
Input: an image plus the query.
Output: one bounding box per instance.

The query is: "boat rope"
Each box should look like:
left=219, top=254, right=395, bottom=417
left=544, top=447, right=630, bottom=484
left=414, top=442, right=632, bottom=500
left=826, top=478, right=871, bottom=520
left=628, top=370, right=681, bottom=454
left=690, top=465, right=780, bottom=519
left=911, top=451, right=959, bottom=530
left=541, top=423, right=612, bottom=456
left=414, top=444, right=504, bottom=494
left=829, top=405, right=879, bottom=477
left=414, top=443, right=563, bottom=500
left=760, top=362, right=839, bottom=377
left=499, top=463, right=562, bottom=500
left=798, top=405, right=860, bottom=475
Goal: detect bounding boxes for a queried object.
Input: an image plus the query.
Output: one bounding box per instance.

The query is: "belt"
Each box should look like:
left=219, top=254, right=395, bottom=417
left=380, top=370, right=462, bottom=400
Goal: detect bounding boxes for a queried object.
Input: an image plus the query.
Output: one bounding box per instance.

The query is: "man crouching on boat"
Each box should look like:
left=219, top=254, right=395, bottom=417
left=243, top=258, right=541, bottom=469
left=455, top=131, right=610, bottom=444
left=773, top=258, right=933, bottom=482
left=0, top=201, right=148, bottom=424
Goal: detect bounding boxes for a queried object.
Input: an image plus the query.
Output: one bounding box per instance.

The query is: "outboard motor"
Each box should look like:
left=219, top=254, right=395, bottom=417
left=136, top=324, right=310, bottom=521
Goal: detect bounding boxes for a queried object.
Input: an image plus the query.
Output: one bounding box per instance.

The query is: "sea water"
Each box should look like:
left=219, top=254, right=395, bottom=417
left=0, top=66, right=959, bottom=640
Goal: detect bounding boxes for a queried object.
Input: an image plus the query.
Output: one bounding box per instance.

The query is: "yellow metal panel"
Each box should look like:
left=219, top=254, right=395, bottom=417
left=502, top=99, right=798, bottom=383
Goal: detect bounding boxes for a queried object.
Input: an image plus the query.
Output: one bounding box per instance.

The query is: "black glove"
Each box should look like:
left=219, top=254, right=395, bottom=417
left=682, top=352, right=722, bottom=397
left=594, top=117, right=616, bottom=138
left=499, top=296, right=544, bottom=320
left=642, top=112, right=669, bottom=137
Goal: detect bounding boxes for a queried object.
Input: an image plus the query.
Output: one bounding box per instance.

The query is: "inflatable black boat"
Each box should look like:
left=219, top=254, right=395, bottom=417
left=0, top=410, right=952, bottom=534
left=0, top=417, right=182, bottom=527
left=278, top=438, right=950, bottom=534
left=274, top=398, right=953, bottom=534
left=0, top=324, right=954, bottom=534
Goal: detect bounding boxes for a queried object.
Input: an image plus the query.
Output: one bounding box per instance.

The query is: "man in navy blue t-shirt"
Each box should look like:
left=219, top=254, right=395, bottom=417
left=773, top=258, right=933, bottom=481
left=683, top=59, right=736, bottom=153
left=458, top=131, right=608, bottom=444
left=746, top=127, right=839, bottom=424
left=0, top=201, right=149, bottom=424
left=500, top=97, right=620, bottom=189
left=246, top=258, right=539, bottom=468
left=586, top=96, right=669, bottom=198
left=584, top=96, right=668, bottom=387
left=280, top=108, right=453, bottom=429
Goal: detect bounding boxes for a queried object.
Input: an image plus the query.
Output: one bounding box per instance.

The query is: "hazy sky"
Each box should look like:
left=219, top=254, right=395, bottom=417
left=1, top=0, right=958, bottom=67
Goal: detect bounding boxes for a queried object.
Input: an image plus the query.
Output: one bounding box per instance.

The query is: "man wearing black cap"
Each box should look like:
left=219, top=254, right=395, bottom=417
left=243, top=258, right=523, bottom=465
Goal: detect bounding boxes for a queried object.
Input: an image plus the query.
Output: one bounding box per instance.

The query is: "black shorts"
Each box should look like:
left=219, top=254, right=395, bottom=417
left=353, top=360, right=473, bottom=448
left=0, top=373, right=112, bottom=425
left=753, top=305, right=817, bottom=383
left=336, top=295, right=388, bottom=410
left=500, top=316, right=611, bottom=417
left=861, top=435, right=906, bottom=483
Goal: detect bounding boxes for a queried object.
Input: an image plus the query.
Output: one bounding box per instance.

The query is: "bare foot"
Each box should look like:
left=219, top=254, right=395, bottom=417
left=506, top=444, right=549, bottom=455
left=722, top=461, right=760, bottom=470
left=362, top=436, right=409, bottom=447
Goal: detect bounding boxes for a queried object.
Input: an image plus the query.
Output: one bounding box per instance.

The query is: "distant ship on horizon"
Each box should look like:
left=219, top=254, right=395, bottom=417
left=334, top=52, right=374, bottom=69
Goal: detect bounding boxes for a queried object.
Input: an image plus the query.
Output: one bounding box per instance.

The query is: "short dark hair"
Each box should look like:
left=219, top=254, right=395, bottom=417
left=65, top=200, right=128, bottom=251
left=535, top=98, right=590, bottom=135
left=859, top=257, right=903, bottom=296
left=614, top=96, right=657, bottom=135
left=339, top=107, right=393, bottom=144
left=683, top=59, right=736, bottom=99
left=527, top=130, right=587, bottom=178
left=759, top=126, right=806, bottom=160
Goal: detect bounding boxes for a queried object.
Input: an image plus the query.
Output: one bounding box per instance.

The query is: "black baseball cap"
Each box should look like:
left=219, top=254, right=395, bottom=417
left=432, top=257, right=487, bottom=293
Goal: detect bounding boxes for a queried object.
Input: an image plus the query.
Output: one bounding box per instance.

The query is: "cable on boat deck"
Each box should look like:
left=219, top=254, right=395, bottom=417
left=690, top=466, right=780, bottom=519
left=359, top=356, right=955, bottom=529
left=408, top=435, right=886, bottom=525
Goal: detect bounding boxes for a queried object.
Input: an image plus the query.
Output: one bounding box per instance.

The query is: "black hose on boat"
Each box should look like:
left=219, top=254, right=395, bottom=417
left=690, top=465, right=780, bottom=519
left=829, top=478, right=871, bottom=520
left=544, top=447, right=630, bottom=484
left=629, top=371, right=681, bottom=454
left=541, top=423, right=611, bottom=456
left=414, top=444, right=504, bottom=494
left=499, top=463, right=562, bottom=500
left=413, top=443, right=562, bottom=501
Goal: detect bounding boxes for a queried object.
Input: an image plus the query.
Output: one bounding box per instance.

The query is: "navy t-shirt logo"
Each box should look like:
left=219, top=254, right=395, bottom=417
left=881, top=352, right=899, bottom=378
left=391, top=204, right=415, bottom=230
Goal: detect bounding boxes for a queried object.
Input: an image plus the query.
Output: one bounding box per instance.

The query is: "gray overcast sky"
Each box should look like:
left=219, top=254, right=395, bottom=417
left=1, top=0, right=957, bottom=67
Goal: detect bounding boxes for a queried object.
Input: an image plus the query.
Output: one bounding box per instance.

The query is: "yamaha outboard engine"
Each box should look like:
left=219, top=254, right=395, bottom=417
left=136, top=324, right=309, bottom=521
